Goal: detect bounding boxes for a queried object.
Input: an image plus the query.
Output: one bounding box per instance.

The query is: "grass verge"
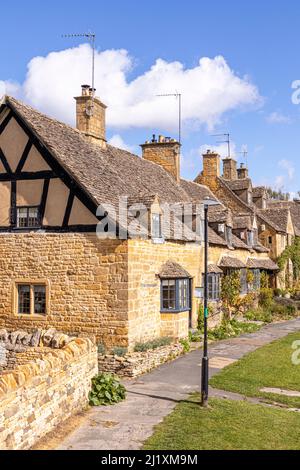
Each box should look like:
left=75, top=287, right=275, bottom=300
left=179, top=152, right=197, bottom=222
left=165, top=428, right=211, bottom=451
left=210, top=331, right=300, bottom=408
left=144, top=395, right=300, bottom=450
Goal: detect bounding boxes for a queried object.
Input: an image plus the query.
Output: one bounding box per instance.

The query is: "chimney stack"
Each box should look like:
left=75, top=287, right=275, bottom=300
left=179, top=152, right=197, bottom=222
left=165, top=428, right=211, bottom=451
left=237, top=163, right=249, bottom=179
left=202, top=150, right=221, bottom=178
left=140, top=135, right=181, bottom=182
left=223, top=158, right=237, bottom=180
left=74, top=85, right=107, bottom=148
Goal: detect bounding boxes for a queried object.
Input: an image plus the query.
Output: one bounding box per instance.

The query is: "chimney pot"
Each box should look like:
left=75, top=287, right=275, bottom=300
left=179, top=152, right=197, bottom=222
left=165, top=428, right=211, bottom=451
left=81, top=84, right=90, bottom=96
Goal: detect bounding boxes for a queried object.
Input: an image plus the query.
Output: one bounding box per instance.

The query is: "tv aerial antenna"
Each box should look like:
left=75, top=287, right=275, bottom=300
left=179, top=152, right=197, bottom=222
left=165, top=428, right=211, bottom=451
left=62, top=32, right=96, bottom=116
left=211, top=133, right=231, bottom=158
left=156, top=92, right=182, bottom=144
left=238, top=145, right=249, bottom=168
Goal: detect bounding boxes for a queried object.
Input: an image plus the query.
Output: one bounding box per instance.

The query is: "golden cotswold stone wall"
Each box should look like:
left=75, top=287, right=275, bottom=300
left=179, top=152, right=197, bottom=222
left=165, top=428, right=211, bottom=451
left=0, top=233, right=128, bottom=348
left=0, top=337, right=97, bottom=450
left=127, top=239, right=203, bottom=346
left=141, top=141, right=181, bottom=181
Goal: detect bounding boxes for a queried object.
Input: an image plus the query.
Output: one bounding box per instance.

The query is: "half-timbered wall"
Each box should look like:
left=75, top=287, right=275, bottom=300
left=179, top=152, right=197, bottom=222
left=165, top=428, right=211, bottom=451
left=0, top=108, right=99, bottom=232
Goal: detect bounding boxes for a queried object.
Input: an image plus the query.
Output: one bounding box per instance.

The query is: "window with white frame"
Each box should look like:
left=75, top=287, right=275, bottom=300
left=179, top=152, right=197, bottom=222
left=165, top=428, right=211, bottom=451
left=161, top=278, right=190, bottom=312
left=17, top=284, right=47, bottom=315
left=16, top=206, right=40, bottom=228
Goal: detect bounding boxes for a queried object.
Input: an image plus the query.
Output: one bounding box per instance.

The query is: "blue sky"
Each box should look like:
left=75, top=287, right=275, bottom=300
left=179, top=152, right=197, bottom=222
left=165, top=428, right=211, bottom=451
left=1, top=0, right=300, bottom=194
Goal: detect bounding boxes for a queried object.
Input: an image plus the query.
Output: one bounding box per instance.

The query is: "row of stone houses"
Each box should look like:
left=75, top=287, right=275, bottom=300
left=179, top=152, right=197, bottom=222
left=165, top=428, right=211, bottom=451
left=0, top=86, right=296, bottom=350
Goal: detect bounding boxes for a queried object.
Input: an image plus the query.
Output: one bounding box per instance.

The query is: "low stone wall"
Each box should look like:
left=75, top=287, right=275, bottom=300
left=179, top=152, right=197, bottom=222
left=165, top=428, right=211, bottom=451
left=0, top=329, right=98, bottom=450
left=98, top=343, right=184, bottom=378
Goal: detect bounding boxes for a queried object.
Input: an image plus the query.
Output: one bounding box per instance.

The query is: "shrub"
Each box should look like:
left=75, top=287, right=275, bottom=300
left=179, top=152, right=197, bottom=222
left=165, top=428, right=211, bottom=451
left=189, top=330, right=203, bottom=343
left=245, top=308, right=272, bottom=323
left=180, top=338, right=191, bottom=353
left=134, top=337, right=172, bottom=352
left=206, top=319, right=260, bottom=341
left=89, top=373, right=126, bottom=406
left=112, top=347, right=128, bottom=357
left=97, top=343, right=106, bottom=355
left=259, top=288, right=273, bottom=308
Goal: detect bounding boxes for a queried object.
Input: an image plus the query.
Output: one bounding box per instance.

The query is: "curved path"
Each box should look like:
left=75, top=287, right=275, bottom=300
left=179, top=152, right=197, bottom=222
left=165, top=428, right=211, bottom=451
left=57, top=318, right=300, bottom=450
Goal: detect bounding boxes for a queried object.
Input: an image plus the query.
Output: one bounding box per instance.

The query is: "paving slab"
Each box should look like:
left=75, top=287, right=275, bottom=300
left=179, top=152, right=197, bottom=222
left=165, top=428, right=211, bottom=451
left=57, top=318, right=300, bottom=450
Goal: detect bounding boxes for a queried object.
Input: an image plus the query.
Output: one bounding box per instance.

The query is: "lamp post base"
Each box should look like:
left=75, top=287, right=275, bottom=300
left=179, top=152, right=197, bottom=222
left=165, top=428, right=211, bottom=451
left=201, top=356, right=209, bottom=407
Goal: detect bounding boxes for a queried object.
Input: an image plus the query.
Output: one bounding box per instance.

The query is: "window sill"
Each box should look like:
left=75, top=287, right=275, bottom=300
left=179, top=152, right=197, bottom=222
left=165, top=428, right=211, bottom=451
left=16, top=314, right=47, bottom=319
left=161, top=309, right=190, bottom=314
left=152, top=237, right=165, bottom=245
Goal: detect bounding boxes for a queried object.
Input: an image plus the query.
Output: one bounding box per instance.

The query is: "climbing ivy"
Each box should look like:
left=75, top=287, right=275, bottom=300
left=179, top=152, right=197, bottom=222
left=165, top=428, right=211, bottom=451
left=221, top=270, right=241, bottom=319
left=278, top=236, right=300, bottom=282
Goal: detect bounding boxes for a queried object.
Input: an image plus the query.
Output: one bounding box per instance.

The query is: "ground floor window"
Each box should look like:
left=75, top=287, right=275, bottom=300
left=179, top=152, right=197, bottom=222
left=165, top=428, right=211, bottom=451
left=207, top=273, right=221, bottom=301
left=161, top=278, right=191, bottom=312
left=17, top=284, right=47, bottom=315
left=247, top=269, right=261, bottom=292
left=252, top=269, right=261, bottom=291
left=240, top=269, right=248, bottom=295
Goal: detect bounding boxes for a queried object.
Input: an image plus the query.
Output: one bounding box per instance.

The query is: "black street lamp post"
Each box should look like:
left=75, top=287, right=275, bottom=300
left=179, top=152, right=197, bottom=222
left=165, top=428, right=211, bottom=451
left=201, top=198, right=219, bottom=407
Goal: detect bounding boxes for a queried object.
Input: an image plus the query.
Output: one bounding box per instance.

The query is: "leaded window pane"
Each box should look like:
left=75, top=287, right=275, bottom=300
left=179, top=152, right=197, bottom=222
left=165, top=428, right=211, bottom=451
left=161, top=278, right=190, bottom=311
left=16, top=207, right=40, bottom=228
left=240, top=269, right=248, bottom=294
left=18, top=285, right=30, bottom=314
left=34, top=285, right=46, bottom=314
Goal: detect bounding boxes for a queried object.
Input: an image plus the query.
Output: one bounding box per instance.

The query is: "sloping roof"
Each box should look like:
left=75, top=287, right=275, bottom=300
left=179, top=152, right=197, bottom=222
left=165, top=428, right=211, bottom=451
left=219, top=256, right=246, bottom=269
left=180, top=178, right=220, bottom=205
left=158, top=261, right=192, bottom=279
left=215, top=178, right=280, bottom=232
left=208, top=264, right=223, bottom=274
left=254, top=242, right=270, bottom=254
left=231, top=234, right=251, bottom=250
left=233, top=214, right=252, bottom=230
left=5, top=96, right=191, bottom=212
left=208, top=207, right=232, bottom=225
left=208, top=227, right=228, bottom=246
left=226, top=178, right=252, bottom=191
left=267, top=200, right=300, bottom=236
left=247, top=258, right=279, bottom=271
left=257, top=208, right=290, bottom=233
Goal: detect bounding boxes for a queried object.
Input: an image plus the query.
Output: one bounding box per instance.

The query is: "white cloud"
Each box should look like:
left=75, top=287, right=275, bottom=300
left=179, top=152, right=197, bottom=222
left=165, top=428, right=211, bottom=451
left=278, top=159, right=295, bottom=180
left=266, top=111, right=291, bottom=124
left=3, top=44, right=261, bottom=132
left=108, top=134, right=137, bottom=153
left=0, top=80, right=21, bottom=97
left=274, top=175, right=285, bottom=190
left=199, top=141, right=237, bottom=159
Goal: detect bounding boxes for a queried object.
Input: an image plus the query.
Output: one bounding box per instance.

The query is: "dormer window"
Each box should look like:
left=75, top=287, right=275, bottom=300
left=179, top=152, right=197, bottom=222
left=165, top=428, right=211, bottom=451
left=16, top=206, right=40, bottom=228
left=152, top=213, right=162, bottom=239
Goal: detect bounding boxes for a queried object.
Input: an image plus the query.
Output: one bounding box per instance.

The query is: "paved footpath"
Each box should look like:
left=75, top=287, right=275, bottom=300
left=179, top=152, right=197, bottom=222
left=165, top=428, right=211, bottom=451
left=58, top=318, right=300, bottom=450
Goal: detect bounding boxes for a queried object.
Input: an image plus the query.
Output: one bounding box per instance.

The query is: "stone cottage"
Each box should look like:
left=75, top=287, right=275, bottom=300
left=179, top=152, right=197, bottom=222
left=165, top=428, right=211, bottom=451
left=195, top=150, right=291, bottom=288
left=0, top=88, right=280, bottom=350
left=0, top=89, right=209, bottom=349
